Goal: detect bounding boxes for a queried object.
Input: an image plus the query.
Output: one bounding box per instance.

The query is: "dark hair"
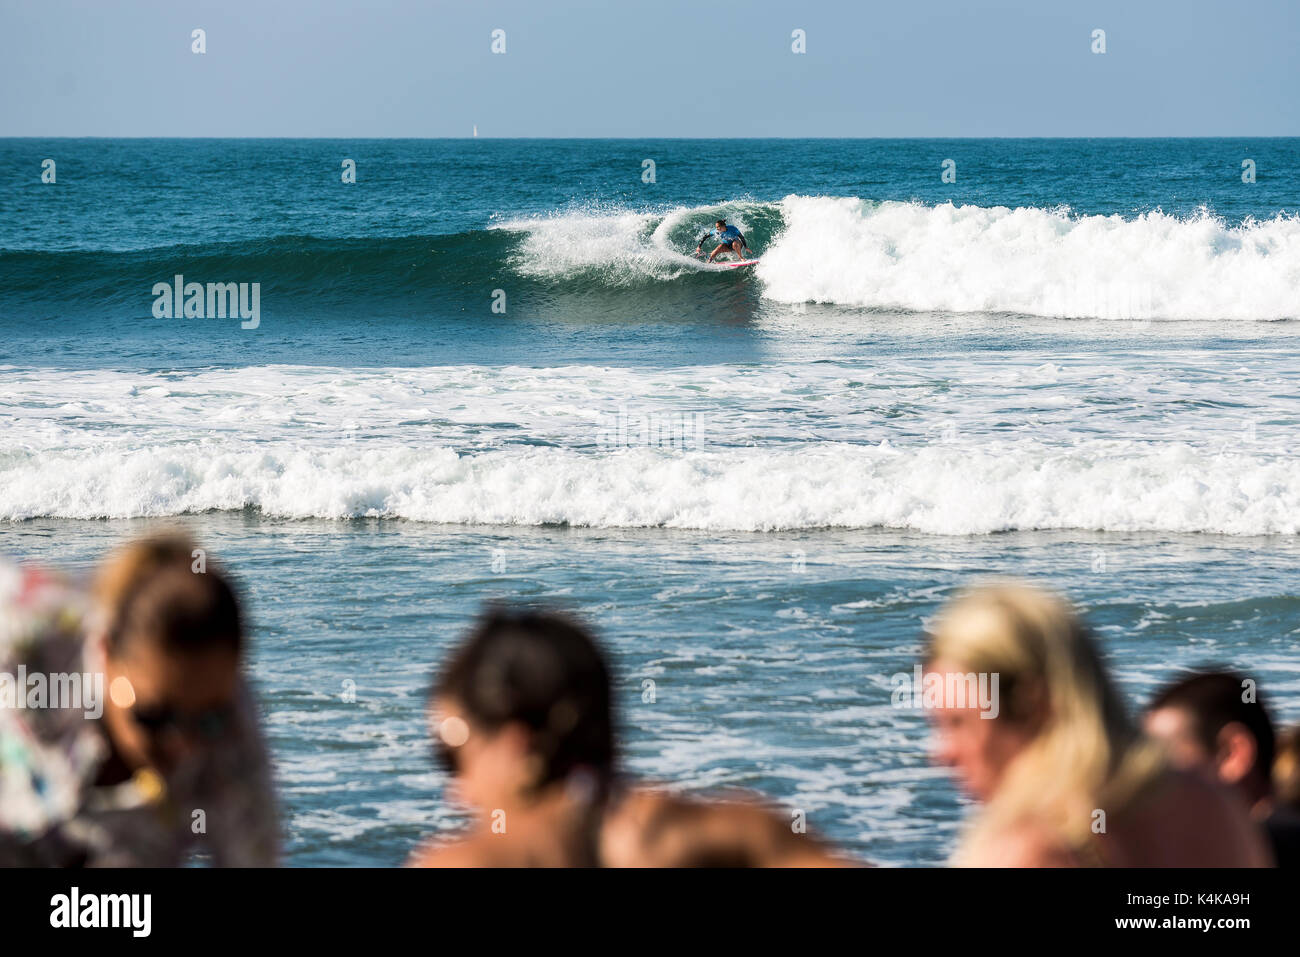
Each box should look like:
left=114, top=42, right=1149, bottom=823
left=1150, top=669, right=1275, bottom=787
left=715, top=219, right=726, bottom=226
left=102, top=534, right=243, bottom=656
left=434, top=608, right=615, bottom=790
left=1276, top=727, right=1300, bottom=811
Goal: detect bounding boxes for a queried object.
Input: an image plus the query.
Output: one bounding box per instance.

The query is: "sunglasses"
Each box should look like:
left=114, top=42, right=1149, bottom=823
left=130, top=702, right=235, bottom=741
left=432, top=714, right=471, bottom=775
left=433, top=739, right=459, bottom=775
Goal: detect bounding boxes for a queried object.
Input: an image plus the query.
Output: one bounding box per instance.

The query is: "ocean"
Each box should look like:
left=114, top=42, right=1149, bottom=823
left=1, top=137, right=1298, bottom=865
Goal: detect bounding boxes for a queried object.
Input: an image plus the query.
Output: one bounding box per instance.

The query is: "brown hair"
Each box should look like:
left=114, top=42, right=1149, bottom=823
left=96, top=531, right=243, bottom=656
left=1150, top=669, right=1276, bottom=791
left=1275, top=726, right=1300, bottom=812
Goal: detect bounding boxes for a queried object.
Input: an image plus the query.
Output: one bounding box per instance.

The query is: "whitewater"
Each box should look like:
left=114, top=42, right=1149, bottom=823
left=2, top=356, right=1296, bottom=535
left=7, top=193, right=1298, bottom=535
left=502, top=196, right=1300, bottom=320
left=6, top=137, right=1300, bottom=867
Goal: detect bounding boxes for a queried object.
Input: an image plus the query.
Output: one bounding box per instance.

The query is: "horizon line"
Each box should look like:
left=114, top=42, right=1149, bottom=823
left=2, top=134, right=1298, bottom=141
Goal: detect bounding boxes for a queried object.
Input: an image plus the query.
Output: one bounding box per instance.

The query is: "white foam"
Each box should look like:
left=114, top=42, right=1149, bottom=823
left=2, top=363, right=1296, bottom=535
left=497, top=203, right=761, bottom=281
left=493, top=198, right=1300, bottom=319
left=758, top=196, right=1300, bottom=320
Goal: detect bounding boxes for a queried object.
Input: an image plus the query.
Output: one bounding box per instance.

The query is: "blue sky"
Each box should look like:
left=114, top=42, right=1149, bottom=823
left=1, top=0, right=1296, bottom=137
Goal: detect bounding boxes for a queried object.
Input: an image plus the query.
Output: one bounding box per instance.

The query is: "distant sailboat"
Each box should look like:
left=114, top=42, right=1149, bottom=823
left=473, top=125, right=478, bottom=138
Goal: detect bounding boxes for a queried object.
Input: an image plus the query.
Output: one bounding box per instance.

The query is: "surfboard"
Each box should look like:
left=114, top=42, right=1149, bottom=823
left=700, top=257, right=760, bottom=269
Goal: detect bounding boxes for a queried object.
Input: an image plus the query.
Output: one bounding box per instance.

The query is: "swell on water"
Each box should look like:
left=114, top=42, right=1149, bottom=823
left=2, top=197, right=1297, bottom=320
left=0, top=232, right=520, bottom=313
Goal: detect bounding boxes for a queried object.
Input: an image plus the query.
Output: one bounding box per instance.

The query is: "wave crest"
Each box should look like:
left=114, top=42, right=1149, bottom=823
left=757, top=196, right=1300, bottom=320
left=3, top=440, right=1295, bottom=535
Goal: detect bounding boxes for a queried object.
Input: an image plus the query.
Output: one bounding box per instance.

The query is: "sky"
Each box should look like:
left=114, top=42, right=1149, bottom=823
left=1, top=0, right=1297, bottom=137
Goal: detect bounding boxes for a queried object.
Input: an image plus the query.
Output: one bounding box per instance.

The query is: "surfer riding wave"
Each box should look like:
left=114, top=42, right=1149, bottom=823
left=695, top=219, right=753, bottom=262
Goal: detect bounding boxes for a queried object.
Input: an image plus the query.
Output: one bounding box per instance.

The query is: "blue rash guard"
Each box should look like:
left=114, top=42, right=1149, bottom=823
left=702, top=225, right=744, bottom=247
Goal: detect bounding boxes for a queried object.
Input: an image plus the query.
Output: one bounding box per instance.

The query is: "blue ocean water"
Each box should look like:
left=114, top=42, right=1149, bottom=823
left=1, top=139, right=1298, bottom=864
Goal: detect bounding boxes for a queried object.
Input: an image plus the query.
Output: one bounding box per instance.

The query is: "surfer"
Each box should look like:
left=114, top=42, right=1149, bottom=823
left=695, top=219, right=751, bottom=262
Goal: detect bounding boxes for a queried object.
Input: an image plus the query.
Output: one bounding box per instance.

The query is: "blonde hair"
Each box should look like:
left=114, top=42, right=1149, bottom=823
left=926, top=582, right=1164, bottom=863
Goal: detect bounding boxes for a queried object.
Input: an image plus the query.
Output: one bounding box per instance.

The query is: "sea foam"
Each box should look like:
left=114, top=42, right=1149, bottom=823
left=3, top=363, right=1295, bottom=535
left=2, top=437, right=1296, bottom=535
left=498, top=197, right=1300, bottom=320
left=758, top=197, right=1300, bottom=320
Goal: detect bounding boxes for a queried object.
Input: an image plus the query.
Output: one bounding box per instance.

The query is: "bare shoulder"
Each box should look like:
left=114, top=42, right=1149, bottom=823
left=406, top=833, right=494, bottom=868
left=602, top=787, right=858, bottom=867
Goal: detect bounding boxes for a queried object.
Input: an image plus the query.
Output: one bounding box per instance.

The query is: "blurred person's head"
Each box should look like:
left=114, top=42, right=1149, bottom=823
left=923, top=582, right=1161, bottom=855
left=1146, top=670, right=1276, bottom=810
left=1275, top=727, right=1300, bottom=813
left=599, top=790, right=845, bottom=868
left=430, top=608, right=614, bottom=813
left=93, top=533, right=244, bottom=777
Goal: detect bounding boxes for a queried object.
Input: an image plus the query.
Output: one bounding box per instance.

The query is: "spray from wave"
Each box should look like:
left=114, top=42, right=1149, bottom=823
left=495, top=197, right=1300, bottom=320
left=757, top=196, right=1300, bottom=320
left=495, top=201, right=782, bottom=285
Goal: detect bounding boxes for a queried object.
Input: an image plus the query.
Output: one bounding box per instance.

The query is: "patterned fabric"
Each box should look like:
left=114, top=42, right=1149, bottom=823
left=0, top=558, right=279, bottom=867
